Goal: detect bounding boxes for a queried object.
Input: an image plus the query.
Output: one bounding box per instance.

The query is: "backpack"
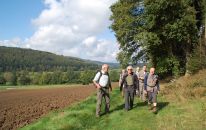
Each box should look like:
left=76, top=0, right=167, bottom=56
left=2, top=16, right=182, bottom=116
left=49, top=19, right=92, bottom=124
left=95, top=71, right=111, bottom=87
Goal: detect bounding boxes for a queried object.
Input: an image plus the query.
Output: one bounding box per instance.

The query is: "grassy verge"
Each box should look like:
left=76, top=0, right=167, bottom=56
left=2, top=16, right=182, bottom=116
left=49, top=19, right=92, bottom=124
left=21, top=87, right=206, bottom=130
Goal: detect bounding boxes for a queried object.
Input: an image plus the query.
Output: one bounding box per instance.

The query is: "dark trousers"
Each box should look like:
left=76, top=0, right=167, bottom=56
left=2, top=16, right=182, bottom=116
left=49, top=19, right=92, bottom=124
left=96, top=88, right=110, bottom=116
left=124, top=87, right=135, bottom=110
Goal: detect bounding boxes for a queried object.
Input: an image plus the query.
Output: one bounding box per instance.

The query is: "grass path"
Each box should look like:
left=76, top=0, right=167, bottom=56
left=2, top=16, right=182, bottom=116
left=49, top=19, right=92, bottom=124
left=21, top=86, right=206, bottom=130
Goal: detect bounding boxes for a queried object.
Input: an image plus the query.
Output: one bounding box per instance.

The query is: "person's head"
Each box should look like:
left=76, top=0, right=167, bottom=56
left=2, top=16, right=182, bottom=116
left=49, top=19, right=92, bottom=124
left=121, top=69, right=126, bottom=74
left=102, top=64, right=109, bottom=73
left=136, top=67, right=140, bottom=72
left=143, top=65, right=147, bottom=71
left=150, top=67, right=155, bottom=75
left=127, top=66, right=133, bottom=74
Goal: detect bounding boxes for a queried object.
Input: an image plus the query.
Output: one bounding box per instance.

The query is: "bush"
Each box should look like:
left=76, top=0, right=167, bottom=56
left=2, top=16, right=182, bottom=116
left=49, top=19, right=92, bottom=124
left=80, top=70, right=95, bottom=85
left=17, top=71, right=30, bottom=85
left=109, top=70, right=119, bottom=82
left=3, top=72, right=16, bottom=85
left=0, top=74, right=5, bottom=84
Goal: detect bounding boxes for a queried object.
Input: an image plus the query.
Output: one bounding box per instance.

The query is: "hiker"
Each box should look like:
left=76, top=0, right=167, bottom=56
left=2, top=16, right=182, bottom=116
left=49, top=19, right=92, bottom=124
left=144, top=67, right=160, bottom=113
left=135, top=67, right=140, bottom=76
left=138, top=65, right=148, bottom=102
left=135, top=67, right=140, bottom=95
left=119, top=69, right=126, bottom=97
left=93, top=64, right=112, bottom=117
left=120, top=66, right=138, bottom=111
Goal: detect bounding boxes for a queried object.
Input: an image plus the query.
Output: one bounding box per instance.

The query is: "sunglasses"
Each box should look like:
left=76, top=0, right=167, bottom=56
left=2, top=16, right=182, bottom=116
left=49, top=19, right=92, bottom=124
left=128, top=69, right=132, bottom=70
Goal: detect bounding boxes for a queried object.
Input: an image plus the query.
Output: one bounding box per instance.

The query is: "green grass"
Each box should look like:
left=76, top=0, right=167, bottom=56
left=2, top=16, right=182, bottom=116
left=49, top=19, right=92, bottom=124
left=20, top=88, right=206, bottom=130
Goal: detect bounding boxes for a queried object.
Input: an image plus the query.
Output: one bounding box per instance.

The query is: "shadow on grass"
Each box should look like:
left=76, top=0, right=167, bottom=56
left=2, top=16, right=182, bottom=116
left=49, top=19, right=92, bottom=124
left=100, top=103, right=124, bottom=116
left=157, top=102, right=169, bottom=112
left=134, top=101, right=148, bottom=108
left=133, top=101, right=169, bottom=114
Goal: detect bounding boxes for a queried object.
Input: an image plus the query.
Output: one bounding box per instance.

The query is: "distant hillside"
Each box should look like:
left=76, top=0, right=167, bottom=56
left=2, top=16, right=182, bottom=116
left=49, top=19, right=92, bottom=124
left=86, top=60, right=119, bottom=69
left=0, top=46, right=100, bottom=72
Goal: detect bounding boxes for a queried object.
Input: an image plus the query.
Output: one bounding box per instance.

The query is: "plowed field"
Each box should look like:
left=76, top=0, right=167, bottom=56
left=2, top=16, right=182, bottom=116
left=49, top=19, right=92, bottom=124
left=0, top=85, right=96, bottom=130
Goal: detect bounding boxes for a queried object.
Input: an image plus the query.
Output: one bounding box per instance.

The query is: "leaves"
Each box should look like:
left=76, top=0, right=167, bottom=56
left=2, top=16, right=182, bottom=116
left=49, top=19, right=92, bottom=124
left=110, top=0, right=205, bottom=76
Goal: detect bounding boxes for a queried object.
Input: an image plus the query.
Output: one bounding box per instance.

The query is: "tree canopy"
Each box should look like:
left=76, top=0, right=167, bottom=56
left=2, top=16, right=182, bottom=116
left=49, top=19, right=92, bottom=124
left=110, top=0, right=206, bottom=76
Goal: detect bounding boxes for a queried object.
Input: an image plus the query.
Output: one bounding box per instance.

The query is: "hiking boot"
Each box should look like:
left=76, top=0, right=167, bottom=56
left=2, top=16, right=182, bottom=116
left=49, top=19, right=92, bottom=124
left=152, top=106, right=157, bottom=113
left=148, top=104, right=153, bottom=110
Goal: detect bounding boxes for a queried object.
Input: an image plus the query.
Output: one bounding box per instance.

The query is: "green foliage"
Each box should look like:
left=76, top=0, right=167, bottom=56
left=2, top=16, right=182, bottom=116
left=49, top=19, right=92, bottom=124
left=39, top=72, right=53, bottom=85
left=109, top=70, right=120, bottom=82
left=3, top=72, right=16, bottom=85
left=80, top=70, right=96, bottom=85
left=17, top=71, right=30, bottom=85
left=187, top=43, right=206, bottom=74
left=30, top=72, right=41, bottom=85
left=0, top=74, right=5, bottom=84
left=155, top=56, right=180, bottom=78
left=110, top=0, right=203, bottom=76
left=0, top=46, right=99, bottom=72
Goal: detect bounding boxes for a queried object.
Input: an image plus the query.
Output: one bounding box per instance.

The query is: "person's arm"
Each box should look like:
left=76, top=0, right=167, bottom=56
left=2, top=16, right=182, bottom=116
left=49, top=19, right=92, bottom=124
left=93, top=72, right=101, bottom=89
left=134, top=74, right=139, bottom=90
left=119, top=74, right=122, bottom=87
left=109, top=77, right=112, bottom=91
left=120, top=75, right=126, bottom=91
left=156, top=75, right=160, bottom=91
left=144, top=74, right=148, bottom=91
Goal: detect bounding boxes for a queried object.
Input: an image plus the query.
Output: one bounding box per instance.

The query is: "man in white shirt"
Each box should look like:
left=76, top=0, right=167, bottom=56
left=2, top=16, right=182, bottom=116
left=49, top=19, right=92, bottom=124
left=93, top=64, right=112, bottom=117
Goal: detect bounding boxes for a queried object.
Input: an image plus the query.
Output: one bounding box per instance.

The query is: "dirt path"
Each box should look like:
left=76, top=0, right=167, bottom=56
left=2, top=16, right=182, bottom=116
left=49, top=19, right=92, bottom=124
left=0, top=85, right=96, bottom=130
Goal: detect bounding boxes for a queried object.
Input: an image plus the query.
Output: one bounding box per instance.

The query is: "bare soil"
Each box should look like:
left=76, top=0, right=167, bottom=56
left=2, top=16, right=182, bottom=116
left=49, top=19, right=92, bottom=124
left=0, top=85, right=96, bottom=130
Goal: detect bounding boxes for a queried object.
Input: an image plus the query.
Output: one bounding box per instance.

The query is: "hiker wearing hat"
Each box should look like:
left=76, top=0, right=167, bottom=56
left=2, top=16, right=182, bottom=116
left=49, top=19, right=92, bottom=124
left=120, top=66, right=138, bottom=111
left=144, top=67, right=160, bottom=113
left=93, top=64, right=112, bottom=117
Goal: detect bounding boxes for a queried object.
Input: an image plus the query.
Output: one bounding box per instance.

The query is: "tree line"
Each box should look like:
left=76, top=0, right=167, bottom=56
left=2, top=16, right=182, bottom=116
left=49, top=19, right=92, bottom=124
left=0, top=70, right=120, bottom=86
left=110, top=0, right=206, bottom=77
left=0, top=46, right=99, bottom=72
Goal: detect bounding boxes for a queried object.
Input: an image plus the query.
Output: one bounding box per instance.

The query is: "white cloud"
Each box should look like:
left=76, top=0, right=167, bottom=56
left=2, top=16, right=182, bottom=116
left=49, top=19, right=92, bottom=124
left=0, top=38, right=22, bottom=47
left=0, top=0, right=119, bottom=62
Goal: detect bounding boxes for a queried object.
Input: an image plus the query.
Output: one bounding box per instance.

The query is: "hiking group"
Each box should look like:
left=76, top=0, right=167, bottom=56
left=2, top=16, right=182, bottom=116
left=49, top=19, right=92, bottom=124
left=93, top=64, right=160, bottom=117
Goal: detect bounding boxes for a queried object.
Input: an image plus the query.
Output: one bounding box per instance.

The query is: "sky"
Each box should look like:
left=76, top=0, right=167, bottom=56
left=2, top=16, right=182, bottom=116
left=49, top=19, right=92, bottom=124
left=0, top=0, right=119, bottom=63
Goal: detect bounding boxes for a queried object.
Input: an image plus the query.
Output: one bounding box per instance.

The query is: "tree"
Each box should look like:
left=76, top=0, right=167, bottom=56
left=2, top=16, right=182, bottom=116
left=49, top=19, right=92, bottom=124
left=39, top=72, right=52, bottom=85
left=50, top=71, right=62, bottom=84
left=80, top=70, right=95, bottom=85
left=17, top=71, right=30, bottom=85
left=110, top=70, right=120, bottom=82
left=110, top=0, right=199, bottom=77
left=3, top=72, right=16, bottom=85
left=30, top=72, right=41, bottom=85
left=61, top=72, right=70, bottom=84
left=0, top=74, right=5, bottom=85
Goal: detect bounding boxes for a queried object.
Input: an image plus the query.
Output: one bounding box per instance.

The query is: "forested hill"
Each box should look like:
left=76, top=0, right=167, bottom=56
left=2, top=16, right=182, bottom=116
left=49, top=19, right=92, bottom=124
left=0, top=46, right=99, bottom=72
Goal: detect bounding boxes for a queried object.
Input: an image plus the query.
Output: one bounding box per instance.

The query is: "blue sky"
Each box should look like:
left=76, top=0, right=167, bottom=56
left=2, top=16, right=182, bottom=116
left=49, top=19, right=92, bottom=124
left=0, top=0, right=44, bottom=39
left=0, top=0, right=118, bottom=62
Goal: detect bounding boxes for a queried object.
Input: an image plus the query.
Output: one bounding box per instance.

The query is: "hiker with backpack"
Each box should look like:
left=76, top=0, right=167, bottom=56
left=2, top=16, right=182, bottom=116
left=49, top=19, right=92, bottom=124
left=144, top=67, right=160, bottom=113
left=120, top=66, right=138, bottom=111
left=138, top=65, right=148, bottom=102
left=93, top=64, right=112, bottom=117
